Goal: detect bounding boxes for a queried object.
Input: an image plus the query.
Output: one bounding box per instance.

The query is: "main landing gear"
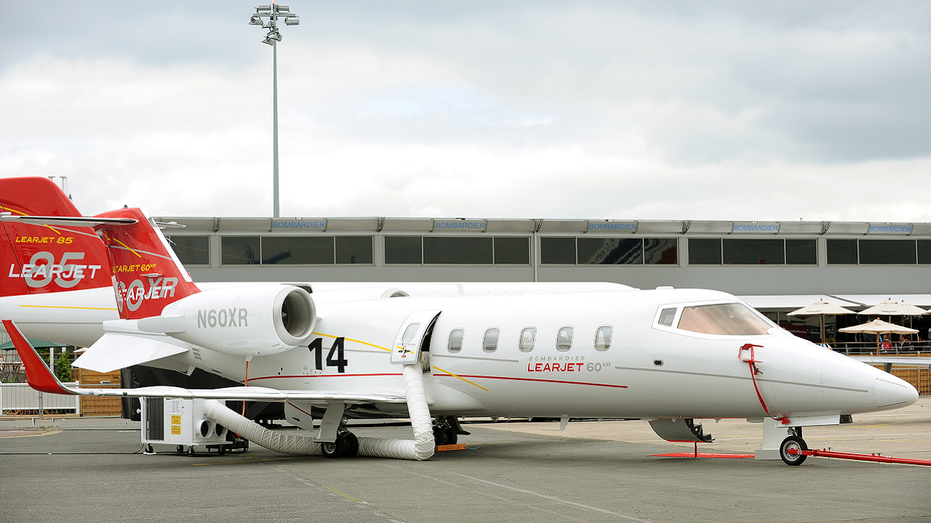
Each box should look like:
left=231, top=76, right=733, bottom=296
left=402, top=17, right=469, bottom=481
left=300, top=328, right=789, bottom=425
left=778, top=427, right=807, bottom=466
left=321, top=429, right=359, bottom=459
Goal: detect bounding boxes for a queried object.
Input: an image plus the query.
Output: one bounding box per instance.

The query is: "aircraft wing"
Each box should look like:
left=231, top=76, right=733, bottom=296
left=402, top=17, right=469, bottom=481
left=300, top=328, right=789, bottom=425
left=73, top=332, right=191, bottom=373
left=3, top=320, right=406, bottom=405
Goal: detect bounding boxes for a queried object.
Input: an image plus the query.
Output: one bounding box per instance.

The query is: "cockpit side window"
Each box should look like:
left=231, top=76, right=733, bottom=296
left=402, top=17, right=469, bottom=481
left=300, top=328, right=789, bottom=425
left=678, top=303, right=771, bottom=336
left=658, top=308, right=677, bottom=327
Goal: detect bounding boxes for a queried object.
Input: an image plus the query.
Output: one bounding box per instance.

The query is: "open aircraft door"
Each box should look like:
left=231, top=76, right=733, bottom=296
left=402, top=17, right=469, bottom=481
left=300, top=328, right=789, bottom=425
left=391, top=310, right=441, bottom=366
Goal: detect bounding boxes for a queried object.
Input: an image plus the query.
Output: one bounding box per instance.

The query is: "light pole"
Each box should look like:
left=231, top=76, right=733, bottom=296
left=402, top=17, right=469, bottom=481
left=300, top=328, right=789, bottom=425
left=250, top=4, right=299, bottom=218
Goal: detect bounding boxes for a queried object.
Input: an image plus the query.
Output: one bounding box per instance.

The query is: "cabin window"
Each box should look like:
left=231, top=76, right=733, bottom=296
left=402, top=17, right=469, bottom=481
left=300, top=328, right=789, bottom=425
left=658, top=308, right=677, bottom=327
left=448, top=329, right=463, bottom=353
left=594, top=326, right=613, bottom=351
left=519, top=328, right=536, bottom=352
left=677, top=303, right=771, bottom=336
left=556, top=327, right=573, bottom=351
left=402, top=323, right=420, bottom=342
left=483, top=328, right=499, bottom=353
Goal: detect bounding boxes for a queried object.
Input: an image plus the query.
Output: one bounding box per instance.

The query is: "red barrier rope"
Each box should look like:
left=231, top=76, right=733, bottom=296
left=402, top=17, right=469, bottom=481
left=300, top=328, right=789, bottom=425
left=738, top=343, right=790, bottom=425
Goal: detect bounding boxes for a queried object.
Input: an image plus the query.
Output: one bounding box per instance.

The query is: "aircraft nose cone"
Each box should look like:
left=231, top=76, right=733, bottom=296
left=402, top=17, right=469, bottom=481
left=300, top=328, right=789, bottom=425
left=874, top=375, right=918, bottom=409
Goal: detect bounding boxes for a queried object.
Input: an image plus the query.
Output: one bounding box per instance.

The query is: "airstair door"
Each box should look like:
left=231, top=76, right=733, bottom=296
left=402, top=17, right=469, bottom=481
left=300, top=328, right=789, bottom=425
left=391, top=310, right=441, bottom=365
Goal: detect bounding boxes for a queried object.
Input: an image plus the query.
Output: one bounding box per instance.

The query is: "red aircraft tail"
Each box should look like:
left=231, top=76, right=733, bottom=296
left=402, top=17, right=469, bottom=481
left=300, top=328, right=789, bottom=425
left=0, top=177, right=112, bottom=296
left=93, top=207, right=201, bottom=319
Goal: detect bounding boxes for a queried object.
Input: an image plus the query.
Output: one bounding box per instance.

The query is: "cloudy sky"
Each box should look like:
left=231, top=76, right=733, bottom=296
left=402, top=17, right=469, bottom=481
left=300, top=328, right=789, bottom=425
left=2, top=1, right=930, bottom=222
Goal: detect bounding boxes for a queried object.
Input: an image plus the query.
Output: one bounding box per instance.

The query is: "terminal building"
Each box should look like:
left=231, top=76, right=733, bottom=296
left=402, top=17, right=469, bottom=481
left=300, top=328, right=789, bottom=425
left=156, top=215, right=931, bottom=348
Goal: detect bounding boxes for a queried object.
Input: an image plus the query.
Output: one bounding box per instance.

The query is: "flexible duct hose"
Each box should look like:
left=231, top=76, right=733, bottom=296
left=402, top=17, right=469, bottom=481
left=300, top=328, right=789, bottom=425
left=203, top=400, right=322, bottom=455
left=203, top=363, right=435, bottom=461
left=356, top=363, right=435, bottom=461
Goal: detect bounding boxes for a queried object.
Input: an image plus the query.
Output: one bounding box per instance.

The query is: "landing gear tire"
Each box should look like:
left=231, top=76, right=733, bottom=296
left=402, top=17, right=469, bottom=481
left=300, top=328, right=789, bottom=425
left=444, top=428, right=457, bottom=445
left=322, top=434, right=350, bottom=458
left=433, top=425, right=449, bottom=446
left=779, top=435, right=808, bottom=466
left=344, top=432, right=359, bottom=457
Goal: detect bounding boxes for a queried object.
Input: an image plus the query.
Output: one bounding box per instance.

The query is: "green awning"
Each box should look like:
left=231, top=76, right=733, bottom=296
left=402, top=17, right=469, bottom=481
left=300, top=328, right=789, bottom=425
left=0, top=338, right=66, bottom=350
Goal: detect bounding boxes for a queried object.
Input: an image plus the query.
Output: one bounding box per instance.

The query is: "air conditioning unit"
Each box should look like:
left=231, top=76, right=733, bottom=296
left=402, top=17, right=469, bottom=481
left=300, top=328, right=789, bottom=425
left=141, top=398, right=231, bottom=456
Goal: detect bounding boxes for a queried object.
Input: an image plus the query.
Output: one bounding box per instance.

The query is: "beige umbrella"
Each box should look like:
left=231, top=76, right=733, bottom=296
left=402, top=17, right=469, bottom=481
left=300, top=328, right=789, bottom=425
left=787, top=300, right=856, bottom=345
left=839, top=319, right=919, bottom=355
left=859, top=299, right=929, bottom=317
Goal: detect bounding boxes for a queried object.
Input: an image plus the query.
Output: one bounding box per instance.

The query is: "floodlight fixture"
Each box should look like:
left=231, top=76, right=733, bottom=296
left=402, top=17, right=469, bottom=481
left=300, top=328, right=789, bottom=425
left=284, top=16, right=299, bottom=26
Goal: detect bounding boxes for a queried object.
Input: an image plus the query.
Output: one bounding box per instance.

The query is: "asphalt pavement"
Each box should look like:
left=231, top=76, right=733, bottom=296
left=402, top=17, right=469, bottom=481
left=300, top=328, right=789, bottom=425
left=2, top=399, right=930, bottom=523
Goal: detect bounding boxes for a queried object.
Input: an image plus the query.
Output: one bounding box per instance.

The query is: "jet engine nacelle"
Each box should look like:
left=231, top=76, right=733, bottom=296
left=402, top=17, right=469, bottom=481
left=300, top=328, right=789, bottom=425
left=138, top=285, right=316, bottom=357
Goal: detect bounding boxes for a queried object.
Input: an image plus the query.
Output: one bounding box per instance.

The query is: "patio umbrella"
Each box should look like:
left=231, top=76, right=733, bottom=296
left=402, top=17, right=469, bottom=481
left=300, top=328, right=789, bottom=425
left=839, top=319, right=918, bottom=355
left=787, top=300, right=855, bottom=345
left=859, top=299, right=928, bottom=318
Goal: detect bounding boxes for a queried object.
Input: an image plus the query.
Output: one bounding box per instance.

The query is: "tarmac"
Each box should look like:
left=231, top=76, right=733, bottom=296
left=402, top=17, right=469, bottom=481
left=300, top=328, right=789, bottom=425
left=2, top=399, right=931, bottom=523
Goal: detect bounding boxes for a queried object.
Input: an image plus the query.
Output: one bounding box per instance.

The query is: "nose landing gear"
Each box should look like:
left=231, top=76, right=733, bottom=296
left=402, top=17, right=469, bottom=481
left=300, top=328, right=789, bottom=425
left=433, top=416, right=468, bottom=446
left=779, top=434, right=808, bottom=466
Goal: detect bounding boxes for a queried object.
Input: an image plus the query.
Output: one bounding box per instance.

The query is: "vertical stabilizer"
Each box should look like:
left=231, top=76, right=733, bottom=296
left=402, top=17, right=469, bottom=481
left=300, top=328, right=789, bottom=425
left=0, top=177, right=111, bottom=297
left=94, top=208, right=201, bottom=319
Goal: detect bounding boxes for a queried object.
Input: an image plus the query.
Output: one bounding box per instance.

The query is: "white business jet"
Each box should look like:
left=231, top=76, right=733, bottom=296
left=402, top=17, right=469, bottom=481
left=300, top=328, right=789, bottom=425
left=1, top=179, right=918, bottom=465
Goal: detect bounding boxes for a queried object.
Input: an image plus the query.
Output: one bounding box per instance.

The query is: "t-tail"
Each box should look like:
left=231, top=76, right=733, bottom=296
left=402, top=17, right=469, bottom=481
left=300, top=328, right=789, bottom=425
left=0, top=177, right=112, bottom=297
left=94, top=207, right=201, bottom=319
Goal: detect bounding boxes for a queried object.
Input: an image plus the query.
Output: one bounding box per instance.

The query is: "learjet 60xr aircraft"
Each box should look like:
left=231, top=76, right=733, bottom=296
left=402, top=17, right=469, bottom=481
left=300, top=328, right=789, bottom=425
left=0, top=177, right=918, bottom=465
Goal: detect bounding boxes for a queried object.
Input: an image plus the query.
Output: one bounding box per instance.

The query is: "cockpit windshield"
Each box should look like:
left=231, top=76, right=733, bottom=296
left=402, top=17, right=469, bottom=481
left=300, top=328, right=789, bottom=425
left=677, top=303, right=771, bottom=336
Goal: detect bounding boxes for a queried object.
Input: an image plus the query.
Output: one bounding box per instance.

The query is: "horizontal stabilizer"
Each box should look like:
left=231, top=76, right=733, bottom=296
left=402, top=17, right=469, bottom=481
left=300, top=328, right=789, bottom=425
left=136, top=315, right=185, bottom=334
left=74, top=333, right=189, bottom=373
left=0, top=214, right=137, bottom=228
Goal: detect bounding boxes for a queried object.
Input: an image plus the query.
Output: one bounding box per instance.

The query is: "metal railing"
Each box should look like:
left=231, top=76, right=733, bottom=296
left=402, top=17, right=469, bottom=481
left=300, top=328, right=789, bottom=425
left=0, top=382, right=81, bottom=417
left=831, top=341, right=931, bottom=356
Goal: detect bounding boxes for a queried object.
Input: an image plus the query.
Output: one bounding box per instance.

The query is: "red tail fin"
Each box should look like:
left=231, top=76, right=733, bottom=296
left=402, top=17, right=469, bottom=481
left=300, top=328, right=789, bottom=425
left=0, top=177, right=111, bottom=296
left=94, top=208, right=201, bottom=319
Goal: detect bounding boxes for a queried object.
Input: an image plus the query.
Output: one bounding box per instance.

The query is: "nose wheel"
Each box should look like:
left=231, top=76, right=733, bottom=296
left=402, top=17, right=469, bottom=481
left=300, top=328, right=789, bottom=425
left=779, top=435, right=808, bottom=466
left=432, top=416, right=463, bottom=446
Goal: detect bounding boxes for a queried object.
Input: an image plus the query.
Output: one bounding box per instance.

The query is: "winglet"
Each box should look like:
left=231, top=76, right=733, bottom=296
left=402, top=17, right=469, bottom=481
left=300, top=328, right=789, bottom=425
left=2, top=320, right=75, bottom=395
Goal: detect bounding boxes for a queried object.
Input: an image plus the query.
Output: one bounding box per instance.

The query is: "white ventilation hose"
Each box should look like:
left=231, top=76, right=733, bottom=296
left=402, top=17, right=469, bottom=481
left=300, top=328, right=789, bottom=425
left=203, top=400, right=322, bottom=455
left=356, top=363, right=435, bottom=461
left=203, top=363, right=435, bottom=460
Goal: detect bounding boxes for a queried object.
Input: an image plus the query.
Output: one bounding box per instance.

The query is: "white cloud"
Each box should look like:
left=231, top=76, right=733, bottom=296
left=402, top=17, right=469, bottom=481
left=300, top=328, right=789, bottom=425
left=1, top=1, right=930, bottom=223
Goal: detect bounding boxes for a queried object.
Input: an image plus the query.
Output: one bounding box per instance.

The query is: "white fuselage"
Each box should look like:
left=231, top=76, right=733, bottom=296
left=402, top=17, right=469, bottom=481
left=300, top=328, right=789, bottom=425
left=143, top=287, right=917, bottom=421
